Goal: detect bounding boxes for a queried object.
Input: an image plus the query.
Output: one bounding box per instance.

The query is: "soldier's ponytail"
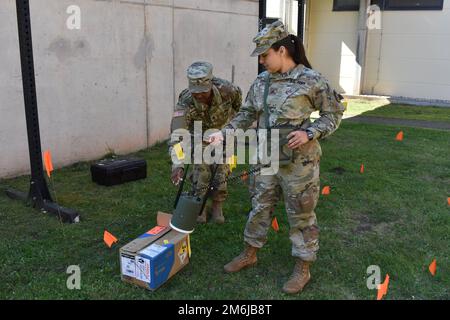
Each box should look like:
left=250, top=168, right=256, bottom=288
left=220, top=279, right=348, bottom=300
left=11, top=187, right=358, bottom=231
left=272, top=34, right=312, bottom=69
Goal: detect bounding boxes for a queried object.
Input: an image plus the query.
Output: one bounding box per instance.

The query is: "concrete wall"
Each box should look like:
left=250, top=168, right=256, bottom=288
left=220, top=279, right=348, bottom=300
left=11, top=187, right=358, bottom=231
left=0, top=0, right=258, bottom=178
left=305, top=0, right=360, bottom=94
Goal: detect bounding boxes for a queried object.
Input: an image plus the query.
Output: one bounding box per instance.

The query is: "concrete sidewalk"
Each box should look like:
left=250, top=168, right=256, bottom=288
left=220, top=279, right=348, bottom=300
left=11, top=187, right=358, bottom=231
left=343, top=115, right=450, bottom=131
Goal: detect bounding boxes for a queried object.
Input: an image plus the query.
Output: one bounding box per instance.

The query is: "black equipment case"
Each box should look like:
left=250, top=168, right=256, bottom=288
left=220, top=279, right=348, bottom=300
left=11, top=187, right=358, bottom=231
left=90, top=157, right=147, bottom=186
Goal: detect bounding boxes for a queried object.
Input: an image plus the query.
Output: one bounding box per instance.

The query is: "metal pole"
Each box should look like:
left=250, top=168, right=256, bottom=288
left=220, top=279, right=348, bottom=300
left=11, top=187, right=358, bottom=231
left=198, top=164, right=219, bottom=217
left=6, top=0, right=80, bottom=223
left=258, top=0, right=267, bottom=74
left=297, top=0, right=305, bottom=42
left=173, top=164, right=189, bottom=209
left=15, top=0, right=52, bottom=201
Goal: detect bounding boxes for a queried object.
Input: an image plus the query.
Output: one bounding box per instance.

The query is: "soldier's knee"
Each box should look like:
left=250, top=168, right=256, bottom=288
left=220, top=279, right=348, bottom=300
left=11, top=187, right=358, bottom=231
left=297, top=184, right=320, bottom=213
left=302, top=225, right=320, bottom=242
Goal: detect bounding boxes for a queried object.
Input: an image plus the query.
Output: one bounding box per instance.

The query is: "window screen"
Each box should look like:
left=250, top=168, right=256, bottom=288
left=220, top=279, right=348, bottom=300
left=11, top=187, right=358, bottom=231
left=372, top=0, right=444, bottom=10
left=334, top=0, right=444, bottom=11
left=333, top=0, right=360, bottom=11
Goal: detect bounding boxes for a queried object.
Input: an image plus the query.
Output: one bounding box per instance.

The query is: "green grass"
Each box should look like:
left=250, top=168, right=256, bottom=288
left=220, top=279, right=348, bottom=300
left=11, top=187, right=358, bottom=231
left=344, top=99, right=450, bottom=123
left=0, top=121, right=449, bottom=300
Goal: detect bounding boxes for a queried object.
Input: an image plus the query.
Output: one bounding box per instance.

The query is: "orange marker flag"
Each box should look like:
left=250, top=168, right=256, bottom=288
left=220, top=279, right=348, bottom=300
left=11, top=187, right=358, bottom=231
left=429, top=259, right=437, bottom=276
left=271, top=217, right=279, bottom=232
left=395, top=131, right=404, bottom=141
left=103, top=230, right=118, bottom=248
left=43, top=150, right=54, bottom=178
left=321, top=186, right=330, bottom=195
left=360, top=164, right=364, bottom=174
left=447, top=197, right=450, bottom=206
left=377, top=274, right=390, bottom=300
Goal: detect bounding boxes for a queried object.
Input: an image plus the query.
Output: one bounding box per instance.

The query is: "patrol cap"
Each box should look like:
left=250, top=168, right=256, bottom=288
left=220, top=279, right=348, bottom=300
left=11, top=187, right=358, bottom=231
left=250, top=20, right=289, bottom=57
left=187, top=61, right=213, bottom=93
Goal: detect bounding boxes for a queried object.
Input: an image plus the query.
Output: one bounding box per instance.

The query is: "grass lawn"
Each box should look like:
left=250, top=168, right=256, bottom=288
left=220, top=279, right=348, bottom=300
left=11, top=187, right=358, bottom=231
left=344, top=99, right=450, bottom=123
left=0, top=119, right=449, bottom=299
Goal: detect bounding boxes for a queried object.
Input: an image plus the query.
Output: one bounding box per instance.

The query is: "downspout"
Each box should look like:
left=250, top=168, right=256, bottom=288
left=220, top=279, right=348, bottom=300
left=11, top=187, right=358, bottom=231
left=297, top=0, right=305, bottom=43
left=355, top=0, right=370, bottom=95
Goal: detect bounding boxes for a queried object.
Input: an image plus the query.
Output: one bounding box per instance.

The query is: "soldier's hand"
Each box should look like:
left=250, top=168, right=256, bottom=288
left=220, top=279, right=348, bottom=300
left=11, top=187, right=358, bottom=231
left=287, top=130, right=309, bottom=149
left=171, top=168, right=184, bottom=185
left=208, top=131, right=224, bottom=146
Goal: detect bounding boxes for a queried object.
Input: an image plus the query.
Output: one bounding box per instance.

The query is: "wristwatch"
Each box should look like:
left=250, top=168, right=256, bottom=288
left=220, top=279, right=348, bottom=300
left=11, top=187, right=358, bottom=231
left=305, top=129, right=314, bottom=141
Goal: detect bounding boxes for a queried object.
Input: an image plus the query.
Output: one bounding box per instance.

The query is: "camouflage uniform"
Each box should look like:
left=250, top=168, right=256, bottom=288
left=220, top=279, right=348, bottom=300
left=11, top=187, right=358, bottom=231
left=170, top=62, right=242, bottom=202
left=224, top=28, right=345, bottom=262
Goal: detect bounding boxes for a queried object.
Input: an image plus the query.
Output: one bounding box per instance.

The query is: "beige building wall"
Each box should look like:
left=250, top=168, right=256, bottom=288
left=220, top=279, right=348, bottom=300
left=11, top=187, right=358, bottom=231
left=305, top=0, right=450, bottom=101
left=305, top=0, right=360, bottom=94
left=364, top=1, right=450, bottom=100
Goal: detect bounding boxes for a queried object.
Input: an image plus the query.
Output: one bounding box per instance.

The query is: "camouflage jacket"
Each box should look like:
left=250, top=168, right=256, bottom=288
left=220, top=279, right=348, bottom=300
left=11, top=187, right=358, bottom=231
left=169, top=77, right=242, bottom=169
left=171, top=77, right=242, bottom=132
left=227, top=64, right=345, bottom=141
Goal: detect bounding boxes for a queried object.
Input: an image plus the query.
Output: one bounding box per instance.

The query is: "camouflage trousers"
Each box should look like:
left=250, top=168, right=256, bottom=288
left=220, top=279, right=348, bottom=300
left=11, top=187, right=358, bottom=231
left=244, top=159, right=321, bottom=262
left=191, top=163, right=230, bottom=202
left=247, top=165, right=258, bottom=200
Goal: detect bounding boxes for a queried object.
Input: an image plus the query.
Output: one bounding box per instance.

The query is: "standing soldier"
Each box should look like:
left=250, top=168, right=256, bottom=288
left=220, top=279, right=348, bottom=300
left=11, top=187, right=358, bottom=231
left=209, top=21, right=345, bottom=294
left=170, top=61, right=242, bottom=224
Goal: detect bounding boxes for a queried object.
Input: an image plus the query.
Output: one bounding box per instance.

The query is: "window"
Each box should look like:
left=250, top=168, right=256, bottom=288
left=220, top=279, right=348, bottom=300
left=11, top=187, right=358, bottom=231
left=333, top=0, right=360, bottom=11
left=382, top=0, right=443, bottom=10
left=334, top=0, right=444, bottom=11
left=372, top=0, right=444, bottom=10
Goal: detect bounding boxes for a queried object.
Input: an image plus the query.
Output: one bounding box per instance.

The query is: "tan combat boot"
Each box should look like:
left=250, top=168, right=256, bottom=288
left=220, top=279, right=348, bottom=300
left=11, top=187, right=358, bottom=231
left=197, top=206, right=207, bottom=224
left=224, top=244, right=258, bottom=273
left=282, top=259, right=311, bottom=294
left=210, top=200, right=225, bottom=224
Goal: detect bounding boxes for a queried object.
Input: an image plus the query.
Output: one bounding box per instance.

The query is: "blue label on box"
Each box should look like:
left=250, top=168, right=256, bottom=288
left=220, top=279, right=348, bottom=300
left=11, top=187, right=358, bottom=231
left=138, top=243, right=175, bottom=290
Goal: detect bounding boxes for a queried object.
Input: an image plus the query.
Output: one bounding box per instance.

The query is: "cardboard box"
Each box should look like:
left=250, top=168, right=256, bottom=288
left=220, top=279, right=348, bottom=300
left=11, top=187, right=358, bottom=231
left=119, top=212, right=191, bottom=291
